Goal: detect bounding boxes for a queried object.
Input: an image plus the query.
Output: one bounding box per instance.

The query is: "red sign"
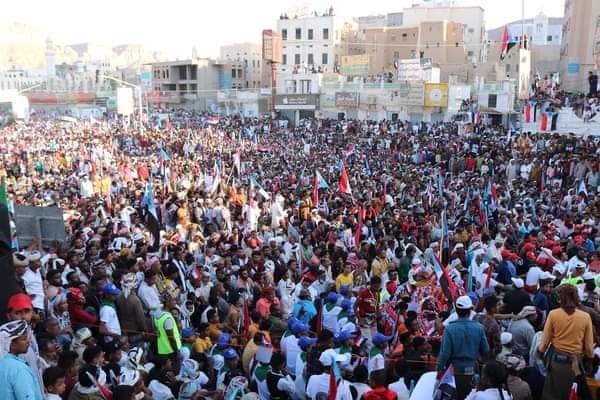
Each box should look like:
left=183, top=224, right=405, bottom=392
left=262, top=30, right=282, bottom=63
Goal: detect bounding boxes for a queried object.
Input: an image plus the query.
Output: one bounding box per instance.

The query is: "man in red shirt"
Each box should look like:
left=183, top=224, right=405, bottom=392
left=256, top=286, right=279, bottom=320
left=356, top=276, right=383, bottom=325
left=362, top=370, right=397, bottom=400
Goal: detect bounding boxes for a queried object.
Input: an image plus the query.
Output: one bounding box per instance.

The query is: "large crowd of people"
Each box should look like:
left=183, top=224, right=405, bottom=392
left=0, top=112, right=598, bottom=400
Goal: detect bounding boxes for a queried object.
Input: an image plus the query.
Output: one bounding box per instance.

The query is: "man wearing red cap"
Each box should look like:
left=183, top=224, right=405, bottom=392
left=6, top=293, right=44, bottom=395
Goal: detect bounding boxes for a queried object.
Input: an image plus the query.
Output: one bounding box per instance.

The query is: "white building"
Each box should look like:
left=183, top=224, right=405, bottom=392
left=219, top=42, right=263, bottom=89
left=487, top=12, right=563, bottom=46
left=0, top=67, right=46, bottom=91
left=276, top=8, right=348, bottom=74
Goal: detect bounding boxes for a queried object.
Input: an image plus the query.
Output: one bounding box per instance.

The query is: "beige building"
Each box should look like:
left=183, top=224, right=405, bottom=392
left=340, top=21, right=466, bottom=82
left=219, top=43, right=263, bottom=89
left=559, top=0, right=600, bottom=91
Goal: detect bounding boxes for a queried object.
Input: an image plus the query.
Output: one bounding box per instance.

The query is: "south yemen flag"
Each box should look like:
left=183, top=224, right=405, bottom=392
left=500, top=26, right=516, bottom=60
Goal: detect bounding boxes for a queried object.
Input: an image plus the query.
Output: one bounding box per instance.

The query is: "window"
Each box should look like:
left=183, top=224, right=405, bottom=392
left=505, top=64, right=511, bottom=73
left=308, top=53, right=314, bottom=65
left=488, top=94, right=497, bottom=108
left=282, top=29, right=287, bottom=40
left=536, top=23, right=543, bottom=32
left=294, top=54, right=301, bottom=65
left=282, top=54, right=287, bottom=65
left=322, top=53, right=328, bottom=65
left=308, top=29, right=313, bottom=40
left=323, top=28, right=329, bottom=40
left=296, top=28, right=301, bottom=40
left=393, top=51, right=399, bottom=59
left=402, top=33, right=407, bottom=38
left=468, top=28, right=474, bottom=33
left=257, top=61, right=260, bottom=68
left=467, top=50, right=474, bottom=57
left=232, top=69, right=237, bottom=78
left=547, top=35, right=553, bottom=42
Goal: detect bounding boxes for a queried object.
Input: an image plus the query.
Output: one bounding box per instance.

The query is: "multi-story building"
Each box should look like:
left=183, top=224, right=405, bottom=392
left=487, top=12, right=563, bottom=46
left=149, top=58, right=229, bottom=110
left=276, top=8, right=349, bottom=74
left=402, top=4, right=485, bottom=63
left=219, top=43, right=263, bottom=89
left=559, top=0, right=600, bottom=91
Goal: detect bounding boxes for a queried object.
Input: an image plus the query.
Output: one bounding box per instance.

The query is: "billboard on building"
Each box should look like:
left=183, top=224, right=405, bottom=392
left=320, top=94, right=336, bottom=110
left=117, top=87, right=134, bottom=115
left=398, top=81, right=425, bottom=105
left=275, top=94, right=319, bottom=110
left=340, top=55, right=369, bottom=76
left=518, top=49, right=531, bottom=100
left=335, top=92, right=360, bottom=108
left=262, top=30, right=283, bottom=63
left=424, top=83, right=448, bottom=107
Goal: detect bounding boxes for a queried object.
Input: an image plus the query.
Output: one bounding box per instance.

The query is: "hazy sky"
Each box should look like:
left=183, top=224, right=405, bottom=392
left=1, top=0, right=564, bottom=58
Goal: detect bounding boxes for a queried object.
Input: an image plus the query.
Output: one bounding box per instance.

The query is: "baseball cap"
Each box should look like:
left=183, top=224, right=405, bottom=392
left=223, top=348, right=239, bottom=360
left=327, top=292, right=341, bottom=304
left=455, top=295, right=473, bottom=310
left=511, top=278, right=525, bottom=289
left=319, top=348, right=351, bottom=367
left=102, top=283, right=122, bottom=296
left=334, top=330, right=353, bottom=343
left=292, top=322, right=309, bottom=336
left=500, top=332, right=513, bottom=345
left=7, top=293, right=33, bottom=311
left=372, top=332, right=393, bottom=346
left=181, top=327, right=195, bottom=339
left=217, top=333, right=231, bottom=347
left=339, top=285, right=351, bottom=295
left=298, top=336, right=318, bottom=350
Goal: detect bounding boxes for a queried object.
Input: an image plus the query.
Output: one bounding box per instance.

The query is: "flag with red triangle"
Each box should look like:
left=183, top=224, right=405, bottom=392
left=338, top=162, right=352, bottom=195
left=500, top=25, right=517, bottom=60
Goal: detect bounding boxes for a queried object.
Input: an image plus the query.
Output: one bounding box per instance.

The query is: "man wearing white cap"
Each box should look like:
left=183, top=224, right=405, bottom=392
left=306, top=349, right=352, bottom=400
left=22, top=252, right=45, bottom=314
left=504, top=278, right=531, bottom=315
left=437, top=295, right=490, bottom=400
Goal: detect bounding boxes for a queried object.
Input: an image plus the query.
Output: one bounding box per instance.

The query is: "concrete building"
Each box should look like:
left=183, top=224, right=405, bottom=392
left=559, top=0, right=600, bottom=91
left=356, top=13, right=404, bottom=30
left=487, top=12, right=563, bottom=46
left=340, top=21, right=466, bottom=82
left=402, top=4, right=485, bottom=63
left=276, top=8, right=350, bottom=74
left=219, top=43, right=264, bottom=89
left=149, top=58, right=229, bottom=110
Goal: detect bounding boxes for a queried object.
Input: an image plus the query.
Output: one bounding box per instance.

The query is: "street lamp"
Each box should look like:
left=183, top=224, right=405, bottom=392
left=99, top=74, right=143, bottom=121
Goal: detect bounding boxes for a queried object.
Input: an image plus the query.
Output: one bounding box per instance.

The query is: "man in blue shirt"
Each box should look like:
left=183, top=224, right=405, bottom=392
left=437, top=295, right=490, bottom=400
left=0, top=320, right=44, bottom=400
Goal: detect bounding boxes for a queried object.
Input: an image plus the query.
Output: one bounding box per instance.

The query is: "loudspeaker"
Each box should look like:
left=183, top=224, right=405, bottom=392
left=0, top=204, right=16, bottom=324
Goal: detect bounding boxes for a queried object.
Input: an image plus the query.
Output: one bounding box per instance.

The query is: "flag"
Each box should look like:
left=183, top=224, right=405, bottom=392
left=338, top=162, right=352, bottom=195
left=354, top=207, right=363, bottom=249
left=160, top=148, right=170, bottom=161
left=569, top=383, right=578, bottom=400
left=427, top=179, right=434, bottom=207
left=437, top=170, right=444, bottom=198
left=432, top=255, right=457, bottom=305
left=578, top=180, right=588, bottom=197
left=251, top=176, right=271, bottom=200
left=328, top=354, right=341, bottom=400
left=0, top=178, right=7, bottom=208
left=312, top=173, right=319, bottom=206
left=316, top=171, right=330, bottom=189
left=207, top=116, right=219, bottom=125
left=540, top=113, right=548, bottom=131
left=232, top=149, right=241, bottom=176
left=500, top=26, right=516, bottom=60
left=364, top=157, right=372, bottom=176
left=142, top=182, right=160, bottom=251
left=524, top=103, right=531, bottom=123
left=105, top=191, right=113, bottom=215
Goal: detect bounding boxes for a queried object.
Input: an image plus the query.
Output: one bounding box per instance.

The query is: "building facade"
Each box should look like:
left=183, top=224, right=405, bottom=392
left=276, top=9, right=349, bottom=74
left=559, top=0, right=600, bottom=91
left=487, top=13, right=563, bottom=46
left=219, top=42, right=264, bottom=89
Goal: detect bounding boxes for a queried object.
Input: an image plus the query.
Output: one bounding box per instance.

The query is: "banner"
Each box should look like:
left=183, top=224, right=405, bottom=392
left=335, top=92, right=360, bottom=108
left=117, top=87, right=134, bottom=115
left=398, top=81, right=425, bottom=106
left=424, top=83, right=449, bottom=108
left=262, top=30, right=282, bottom=63
left=518, top=49, right=531, bottom=100
left=340, top=54, right=369, bottom=76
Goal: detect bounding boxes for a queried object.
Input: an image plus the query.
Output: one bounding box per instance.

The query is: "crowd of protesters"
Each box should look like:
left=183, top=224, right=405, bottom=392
left=0, top=111, right=597, bottom=400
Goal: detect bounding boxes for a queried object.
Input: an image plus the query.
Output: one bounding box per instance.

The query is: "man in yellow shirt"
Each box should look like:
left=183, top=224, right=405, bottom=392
left=335, top=262, right=354, bottom=291
left=371, top=248, right=389, bottom=279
